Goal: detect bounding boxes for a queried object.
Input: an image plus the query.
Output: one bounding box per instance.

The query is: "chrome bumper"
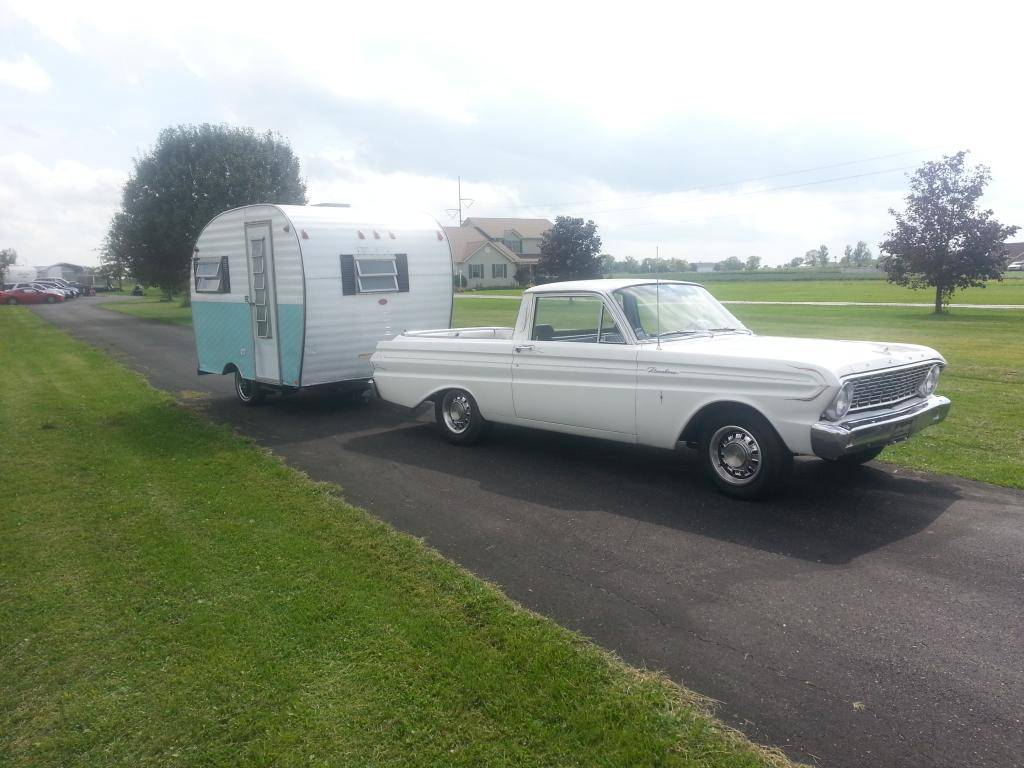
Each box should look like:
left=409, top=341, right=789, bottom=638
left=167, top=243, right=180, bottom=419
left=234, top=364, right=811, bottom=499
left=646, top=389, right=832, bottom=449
left=810, top=395, right=951, bottom=460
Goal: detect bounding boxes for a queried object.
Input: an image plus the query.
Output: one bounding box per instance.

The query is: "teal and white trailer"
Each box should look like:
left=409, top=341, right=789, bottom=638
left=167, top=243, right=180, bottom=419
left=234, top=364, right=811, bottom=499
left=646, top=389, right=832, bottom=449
left=190, top=204, right=453, bottom=404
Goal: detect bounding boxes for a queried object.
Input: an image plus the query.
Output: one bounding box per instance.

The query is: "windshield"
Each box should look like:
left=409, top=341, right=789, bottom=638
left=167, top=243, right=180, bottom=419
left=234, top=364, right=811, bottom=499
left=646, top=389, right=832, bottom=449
left=613, top=283, right=747, bottom=340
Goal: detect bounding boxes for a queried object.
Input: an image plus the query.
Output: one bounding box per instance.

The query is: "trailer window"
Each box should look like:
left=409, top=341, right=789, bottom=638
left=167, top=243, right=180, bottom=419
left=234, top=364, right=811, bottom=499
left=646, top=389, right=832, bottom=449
left=194, top=257, right=230, bottom=293
left=355, top=257, right=398, bottom=292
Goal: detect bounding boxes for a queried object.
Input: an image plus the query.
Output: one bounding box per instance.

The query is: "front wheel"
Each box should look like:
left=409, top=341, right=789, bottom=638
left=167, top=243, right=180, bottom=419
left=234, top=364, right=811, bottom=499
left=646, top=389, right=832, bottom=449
left=234, top=371, right=265, bottom=406
left=46, top=295, right=57, bottom=304
left=435, top=389, right=488, bottom=445
left=5, top=298, right=17, bottom=305
left=700, top=412, right=792, bottom=500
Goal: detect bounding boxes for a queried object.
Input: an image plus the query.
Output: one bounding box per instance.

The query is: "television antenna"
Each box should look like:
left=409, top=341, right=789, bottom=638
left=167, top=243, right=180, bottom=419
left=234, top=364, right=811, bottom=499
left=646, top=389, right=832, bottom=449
left=444, top=176, right=475, bottom=225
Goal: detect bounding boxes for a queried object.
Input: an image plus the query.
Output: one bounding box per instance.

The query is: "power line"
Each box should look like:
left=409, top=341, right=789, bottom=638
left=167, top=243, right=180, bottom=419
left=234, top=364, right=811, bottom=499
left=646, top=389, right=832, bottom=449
left=487, top=147, right=938, bottom=213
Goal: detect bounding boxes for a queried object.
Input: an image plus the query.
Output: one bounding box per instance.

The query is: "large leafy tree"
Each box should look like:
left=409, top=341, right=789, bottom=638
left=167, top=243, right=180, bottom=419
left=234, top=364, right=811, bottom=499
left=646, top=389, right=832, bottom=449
left=537, top=216, right=602, bottom=282
left=842, top=241, right=874, bottom=267
left=105, top=124, right=307, bottom=295
left=0, top=248, right=17, bottom=285
left=880, top=151, right=1018, bottom=313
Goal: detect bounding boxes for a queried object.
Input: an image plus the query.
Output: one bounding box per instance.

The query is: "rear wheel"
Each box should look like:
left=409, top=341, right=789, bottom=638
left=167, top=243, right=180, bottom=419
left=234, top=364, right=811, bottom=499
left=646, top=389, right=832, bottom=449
left=700, top=411, right=792, bottom=500
left=234, top=371, right=265, bottom=406
left=435, top=389, right=488, bottom=445
left=826, top=446, right=885, bottom=465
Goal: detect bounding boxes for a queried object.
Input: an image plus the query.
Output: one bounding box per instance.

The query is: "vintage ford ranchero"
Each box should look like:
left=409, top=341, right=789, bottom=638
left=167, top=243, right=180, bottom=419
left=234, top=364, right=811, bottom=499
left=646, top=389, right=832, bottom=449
left=370, top=279, right=950, bottom=499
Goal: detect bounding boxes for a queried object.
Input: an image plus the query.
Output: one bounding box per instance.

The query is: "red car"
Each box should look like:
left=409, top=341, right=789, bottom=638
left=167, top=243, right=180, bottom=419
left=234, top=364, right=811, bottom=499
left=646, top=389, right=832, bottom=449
left=1, top=287, right=65, bottom=305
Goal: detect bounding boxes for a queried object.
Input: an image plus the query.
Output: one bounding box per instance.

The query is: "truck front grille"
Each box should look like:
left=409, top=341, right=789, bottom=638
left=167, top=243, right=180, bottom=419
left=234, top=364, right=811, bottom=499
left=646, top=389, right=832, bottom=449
left=848, top=363, right=932, bottom=411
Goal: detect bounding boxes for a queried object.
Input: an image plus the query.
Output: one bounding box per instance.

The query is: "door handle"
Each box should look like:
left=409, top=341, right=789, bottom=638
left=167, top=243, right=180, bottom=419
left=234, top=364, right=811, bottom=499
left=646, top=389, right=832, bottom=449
left=514, top=344, right=535, bottom=353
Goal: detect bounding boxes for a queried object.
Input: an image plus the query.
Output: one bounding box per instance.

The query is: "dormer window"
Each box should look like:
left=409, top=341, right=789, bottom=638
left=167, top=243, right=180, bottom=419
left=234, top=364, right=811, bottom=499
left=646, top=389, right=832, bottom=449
left=503, top=230, right=523, bottom=254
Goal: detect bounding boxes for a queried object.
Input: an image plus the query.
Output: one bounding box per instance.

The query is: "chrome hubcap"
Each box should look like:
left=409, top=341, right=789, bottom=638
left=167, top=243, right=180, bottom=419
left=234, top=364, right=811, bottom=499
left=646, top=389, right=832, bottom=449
left=709, top=425, right=762, bottom=485
left=443, top=392, right=472, bottom=434
left=236, top=373, right=254, bottom=400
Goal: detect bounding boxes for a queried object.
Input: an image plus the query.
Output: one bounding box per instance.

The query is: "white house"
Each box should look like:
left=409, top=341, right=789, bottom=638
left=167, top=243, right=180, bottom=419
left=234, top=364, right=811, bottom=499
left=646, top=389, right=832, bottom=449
left=692, top=261, right=717, bottom=273
left=446, top=217, right=553, bottom=289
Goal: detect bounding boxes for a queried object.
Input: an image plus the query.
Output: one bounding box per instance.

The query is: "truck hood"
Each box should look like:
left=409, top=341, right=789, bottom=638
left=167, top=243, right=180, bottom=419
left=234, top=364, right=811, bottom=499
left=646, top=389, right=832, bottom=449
left=650, top=333, right=944, bottom=380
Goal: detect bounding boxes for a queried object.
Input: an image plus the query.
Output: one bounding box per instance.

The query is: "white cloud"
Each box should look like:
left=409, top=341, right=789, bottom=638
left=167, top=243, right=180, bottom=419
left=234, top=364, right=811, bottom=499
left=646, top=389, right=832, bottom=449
left=0, top=153, right=125, bottom=266
left=0, top=54, right=52, bottom=92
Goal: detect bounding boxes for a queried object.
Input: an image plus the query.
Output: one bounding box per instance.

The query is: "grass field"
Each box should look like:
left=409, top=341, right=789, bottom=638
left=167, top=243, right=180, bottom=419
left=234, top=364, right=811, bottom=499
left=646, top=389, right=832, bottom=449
left=452, top=299, right=1024, bottom=489
left=0, top=307, right=789, bottom=768
left=100, top=296, right=193, bottom=325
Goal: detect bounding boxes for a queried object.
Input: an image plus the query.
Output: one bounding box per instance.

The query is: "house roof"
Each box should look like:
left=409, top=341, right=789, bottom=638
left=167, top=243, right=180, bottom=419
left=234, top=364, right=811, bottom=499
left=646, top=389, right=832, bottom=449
left=1002, top=242, right=1024, bottom=259
left=462, top=217, right=553, bottom=240
left=443, top=226, right=530, bottom=265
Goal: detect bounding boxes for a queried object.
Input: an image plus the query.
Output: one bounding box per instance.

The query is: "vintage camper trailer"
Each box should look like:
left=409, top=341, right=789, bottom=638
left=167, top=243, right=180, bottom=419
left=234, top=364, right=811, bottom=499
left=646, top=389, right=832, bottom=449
left=190, top=204, right=453, bottom=404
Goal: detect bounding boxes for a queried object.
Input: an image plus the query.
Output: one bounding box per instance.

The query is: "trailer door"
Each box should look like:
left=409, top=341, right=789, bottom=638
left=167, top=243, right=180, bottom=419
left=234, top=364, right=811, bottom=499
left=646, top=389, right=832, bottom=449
left=244, top=221, right=281, bottom=384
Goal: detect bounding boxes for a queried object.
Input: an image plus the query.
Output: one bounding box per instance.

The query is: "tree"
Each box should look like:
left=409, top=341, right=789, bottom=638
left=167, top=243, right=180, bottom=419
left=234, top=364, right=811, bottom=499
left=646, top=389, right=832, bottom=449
left=880, top=151, right=1019, bottom=313
left=715, top=256, right=743, bottom=271
left=537, top=216, right=602, bottom=282
left=817, top=244, right=830, bottom=266
left=621, top=256, right=639, bottom=273
left=0, top=248, right=17, bottom=285
left=788, top=256, right=805, bottom=268
left=104, top=124, right=307, bottom=297
left=841, top=241, right=874, bottom=267
left=598, top=253, right=617, bottom=275
left=745, top=255, right=761, bottom=271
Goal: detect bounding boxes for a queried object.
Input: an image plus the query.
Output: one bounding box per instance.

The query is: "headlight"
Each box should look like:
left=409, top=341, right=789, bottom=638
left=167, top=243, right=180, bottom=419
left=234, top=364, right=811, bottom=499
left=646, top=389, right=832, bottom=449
left=918, top=364, right=941, bottom=397
left=824, top=381, right=855, bottom=421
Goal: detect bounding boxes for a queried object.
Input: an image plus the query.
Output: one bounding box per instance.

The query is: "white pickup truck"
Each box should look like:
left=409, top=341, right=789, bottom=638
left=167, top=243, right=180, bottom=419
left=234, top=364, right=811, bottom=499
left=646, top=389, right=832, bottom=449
left=370, top=279, right=950, bottom=499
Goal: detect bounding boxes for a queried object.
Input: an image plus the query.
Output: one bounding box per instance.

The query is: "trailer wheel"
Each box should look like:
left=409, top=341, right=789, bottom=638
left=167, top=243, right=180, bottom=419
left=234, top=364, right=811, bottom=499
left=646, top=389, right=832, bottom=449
left=234, top=371, right=266, bottom=406
left=435, top=389, right=488, bottom=445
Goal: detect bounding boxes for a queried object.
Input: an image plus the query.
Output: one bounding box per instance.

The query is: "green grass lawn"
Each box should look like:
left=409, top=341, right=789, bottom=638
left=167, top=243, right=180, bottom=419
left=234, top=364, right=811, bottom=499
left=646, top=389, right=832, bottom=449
left=99, top=296, right=193, bottom=326
left=453, top=299, right=1024, bottom=489
left=0, top=307, right=790, bottom=768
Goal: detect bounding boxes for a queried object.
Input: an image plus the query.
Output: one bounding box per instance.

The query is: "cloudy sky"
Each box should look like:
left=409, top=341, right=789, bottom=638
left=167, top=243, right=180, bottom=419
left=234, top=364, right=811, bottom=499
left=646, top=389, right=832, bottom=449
left=1, top=0, right=1022, bottom=268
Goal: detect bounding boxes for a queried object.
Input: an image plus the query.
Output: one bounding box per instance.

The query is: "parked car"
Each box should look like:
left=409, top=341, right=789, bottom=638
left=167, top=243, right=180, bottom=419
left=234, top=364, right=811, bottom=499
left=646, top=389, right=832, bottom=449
left=12, top=282, right=69, bottom=299
left=2, top=287, right=65, bottom=305
left=34, top=279, right=77, bottom=298
left=1007, top=260, right=1024, bottom=272
left=371, top=279, right=951, bottom=499
left=131, top=284, right=145, bottom=296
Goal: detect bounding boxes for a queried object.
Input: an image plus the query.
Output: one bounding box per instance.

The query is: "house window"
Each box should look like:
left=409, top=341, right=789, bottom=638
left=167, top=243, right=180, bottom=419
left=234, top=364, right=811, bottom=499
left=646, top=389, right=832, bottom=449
left=469, top=264, right=484, bottom=279
left=194, top=256, right=230, bottom=293
left=492, top=263, right=507, bottom=279
left=356, top=258, right=399, bottom=292
left=503, top=231, right=523, bottom=254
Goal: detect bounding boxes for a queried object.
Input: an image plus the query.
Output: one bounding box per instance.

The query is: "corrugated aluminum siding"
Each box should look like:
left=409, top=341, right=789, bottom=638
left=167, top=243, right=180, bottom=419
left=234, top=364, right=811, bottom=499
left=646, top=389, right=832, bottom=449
left=191, top=205, right=304, bottom=382
left=278, top=206, right=453, bottom=386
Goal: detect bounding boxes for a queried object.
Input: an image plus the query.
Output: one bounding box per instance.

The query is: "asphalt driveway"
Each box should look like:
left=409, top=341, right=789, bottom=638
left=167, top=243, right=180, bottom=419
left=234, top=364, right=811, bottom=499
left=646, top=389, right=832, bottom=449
left=32, top=297, right=1024, bottom=767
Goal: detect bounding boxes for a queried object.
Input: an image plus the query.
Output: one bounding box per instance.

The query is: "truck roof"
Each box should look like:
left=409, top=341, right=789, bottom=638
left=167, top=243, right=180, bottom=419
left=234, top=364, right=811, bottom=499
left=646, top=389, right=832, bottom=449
left=525, top=278, right=702, bottom=294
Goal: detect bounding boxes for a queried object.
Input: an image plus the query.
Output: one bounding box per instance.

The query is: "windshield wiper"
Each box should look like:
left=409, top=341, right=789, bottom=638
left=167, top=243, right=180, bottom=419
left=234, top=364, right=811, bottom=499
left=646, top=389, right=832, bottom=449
left=655, top=329, right=705, bottom=339
left=707, top=327, right=751, bottom=334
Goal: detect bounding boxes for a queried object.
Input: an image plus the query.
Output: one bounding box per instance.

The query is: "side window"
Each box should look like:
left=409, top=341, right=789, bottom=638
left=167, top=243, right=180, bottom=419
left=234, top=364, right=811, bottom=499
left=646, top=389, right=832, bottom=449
left=193, top=256, right=230, bottom=293
left=532, top=295, right=603, bottom=342
left=599, top=305, right=626, bottom=344
left=341, top=254, right=409, bottom=295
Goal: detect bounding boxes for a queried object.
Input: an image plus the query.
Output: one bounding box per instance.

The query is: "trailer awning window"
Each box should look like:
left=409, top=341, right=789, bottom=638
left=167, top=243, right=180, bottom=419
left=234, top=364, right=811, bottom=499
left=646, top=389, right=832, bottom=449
left=341, top=254, right=409, bottom=295
left=355, top=258, right=398, bottom=292
left=194, top=257, right=230, bottom=293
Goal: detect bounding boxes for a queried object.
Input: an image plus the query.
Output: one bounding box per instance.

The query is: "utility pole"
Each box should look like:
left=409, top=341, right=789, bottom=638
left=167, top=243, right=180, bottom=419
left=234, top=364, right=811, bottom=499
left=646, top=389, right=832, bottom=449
left=445, top=176, right=474, bottom=225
